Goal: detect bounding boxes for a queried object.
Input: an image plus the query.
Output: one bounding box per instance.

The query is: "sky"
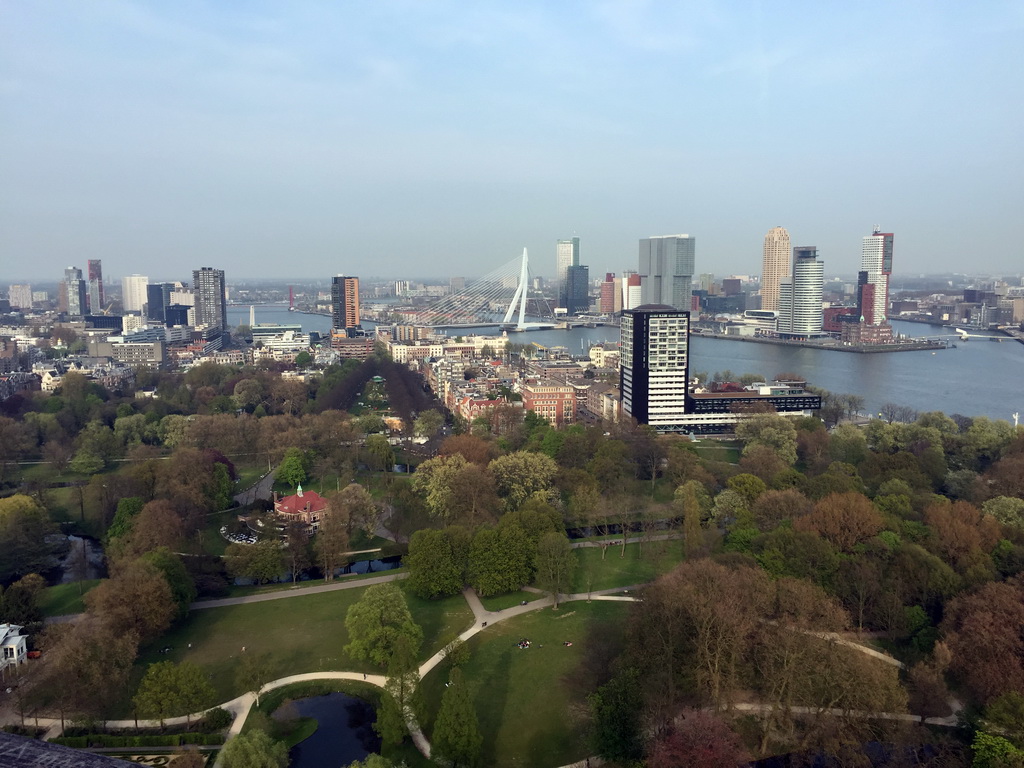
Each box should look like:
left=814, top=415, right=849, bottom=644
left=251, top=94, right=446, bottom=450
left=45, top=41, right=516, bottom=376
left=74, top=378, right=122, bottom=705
left=2, top=1, right=1023, bottom=283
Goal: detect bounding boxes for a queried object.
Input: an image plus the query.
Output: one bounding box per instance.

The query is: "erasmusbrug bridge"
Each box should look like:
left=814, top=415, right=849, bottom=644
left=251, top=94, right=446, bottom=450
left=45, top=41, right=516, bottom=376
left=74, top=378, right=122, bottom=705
left=399, top=248, right=557, bottom=331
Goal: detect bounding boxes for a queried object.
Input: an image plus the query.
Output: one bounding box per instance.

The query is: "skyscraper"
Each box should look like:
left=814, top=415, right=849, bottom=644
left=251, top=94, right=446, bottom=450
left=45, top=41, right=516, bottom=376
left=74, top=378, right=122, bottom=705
left=777, top=247, right=824, bottom=338
left=122, top=274, right=149, bottom=314
left=87, top=259, right=104, bottom=314
left=761, top=226, right=791, bottom=313
left=565, top=265, right=590, bottom=314
left=331, top=276, right=360, bottom=330
left=192, top=268, right=227, bottom=330
left=620, top=305, right=691, bottom=431
left=599, top=273, right=616, bottom=314
left=555, top=237, right=580, bottom=308
left=858, top=228, right=894, bottom=326
left=639, top=235, right=695, bottom=311
left=147, top=283, right=175, bottom=323
left=63, top=267, right=86, bottom=316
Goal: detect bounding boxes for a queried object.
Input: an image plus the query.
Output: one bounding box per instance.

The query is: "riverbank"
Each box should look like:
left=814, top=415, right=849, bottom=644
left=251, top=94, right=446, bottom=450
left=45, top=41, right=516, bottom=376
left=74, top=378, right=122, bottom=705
left=691, top=329, right=948, bottom=354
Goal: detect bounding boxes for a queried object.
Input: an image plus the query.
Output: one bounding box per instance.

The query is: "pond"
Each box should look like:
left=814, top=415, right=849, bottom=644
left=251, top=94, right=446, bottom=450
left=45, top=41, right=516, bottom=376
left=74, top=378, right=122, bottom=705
left=285, top=693, right=381, bottom=768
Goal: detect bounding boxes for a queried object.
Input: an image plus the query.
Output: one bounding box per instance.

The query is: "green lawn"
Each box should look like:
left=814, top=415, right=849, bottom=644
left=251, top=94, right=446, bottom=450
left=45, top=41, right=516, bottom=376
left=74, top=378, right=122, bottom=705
left=419, top=601, right=629, bottom=768
left=478, top=591, right=545, bottom=612
left=571, top=539, right=683, bottom=592
left=39, top=580, right=101, bottom=617
left=690, top=439, right=743, bottom=464
left=138, top=579, right=473, bottom=703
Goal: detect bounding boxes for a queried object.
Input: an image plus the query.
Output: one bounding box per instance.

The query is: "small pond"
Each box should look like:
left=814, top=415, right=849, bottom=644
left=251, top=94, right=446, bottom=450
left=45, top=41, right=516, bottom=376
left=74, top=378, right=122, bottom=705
left=286, top=692, right=381, bottom=768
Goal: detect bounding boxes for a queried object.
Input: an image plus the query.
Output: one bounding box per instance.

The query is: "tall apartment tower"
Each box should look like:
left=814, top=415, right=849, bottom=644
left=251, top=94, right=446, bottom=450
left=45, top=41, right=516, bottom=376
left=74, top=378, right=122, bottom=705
left=87, top=259, right=104, bottom=314
left=192, top=268, right=227, bottom=330
left=760, top=226, right=791, bottom=313
left=555, top=237, right=580, bottom=307
left=620, top=305, right=691, bottom=431
left=122, top=274, right=149, bottom=314
left=146, top=283, right=175, bottom=323
left=331, top=276, right=360, bottom=330
left=639, top=235, right=695, bottom=311
left=63, top=267, right=87, bottom=316
left=8, top=284, right=32, bottom=310
left=777, top=247, right=824, bottom=338
left=858, top=228, right=894, bottom=326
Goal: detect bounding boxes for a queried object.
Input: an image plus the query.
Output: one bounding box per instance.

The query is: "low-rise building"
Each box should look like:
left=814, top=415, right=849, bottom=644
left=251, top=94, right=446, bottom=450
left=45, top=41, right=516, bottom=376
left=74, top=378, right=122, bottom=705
left=273, top=486, right=329, bottom=535
left=521, top=379, right=576, bottom=427
left=1, top=623, right=27, bottom=673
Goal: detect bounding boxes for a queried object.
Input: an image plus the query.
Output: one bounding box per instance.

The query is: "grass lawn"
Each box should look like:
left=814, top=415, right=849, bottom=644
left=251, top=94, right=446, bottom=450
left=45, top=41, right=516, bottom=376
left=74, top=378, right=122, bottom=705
left=690, top=439, right=743, bottom=464
left=571, top=539, right=683, bottom=592
left=39, top=580, right=101, bottom=616
left=420, top=601, right=629, bottom=768
left=219, top=568, right=409, bottom=600
left=234, top=465, right=265, bottom=492
left=478, top=591, right=546, bottom=612
left=139, top=579, right=474, bottom=703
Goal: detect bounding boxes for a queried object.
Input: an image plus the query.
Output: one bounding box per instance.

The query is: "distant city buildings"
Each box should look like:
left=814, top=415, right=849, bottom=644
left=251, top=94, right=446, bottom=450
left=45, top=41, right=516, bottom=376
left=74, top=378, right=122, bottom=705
left=761, top=226, right=791, bottom=313
left=555, top=237, right=580, bottom=307
left=147, top=283, right=175, bottom=324
left=8, top=284, right=32, bottom=310
left=62, top=267, right=87, bottom=316
left=564, top=265, right=590, bottom=314
left=639, top=235, right=695, bottom=311
left=121, top=274, right=149, bottom=314
left=192, top=268, right=227, bottom=330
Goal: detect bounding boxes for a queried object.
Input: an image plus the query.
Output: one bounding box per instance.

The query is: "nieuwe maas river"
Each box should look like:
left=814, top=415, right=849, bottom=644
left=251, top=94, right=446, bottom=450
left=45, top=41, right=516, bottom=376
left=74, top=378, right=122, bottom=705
left=228, top=306, right=1024, bottom=422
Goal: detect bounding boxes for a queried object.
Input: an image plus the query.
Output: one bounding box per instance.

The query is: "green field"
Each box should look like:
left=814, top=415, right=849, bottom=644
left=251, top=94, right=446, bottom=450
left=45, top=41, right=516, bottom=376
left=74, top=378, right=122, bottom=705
left=478, top=591, right=545, bottom=612
left=137, top=580, right=473, bottom=703
left=571, top=539, right=683, bottom=592
left=690, top=438, right=743, bottom=464
left=420, top=601, right=629, bottom=768
left=39, top=580, right=101, bottom=617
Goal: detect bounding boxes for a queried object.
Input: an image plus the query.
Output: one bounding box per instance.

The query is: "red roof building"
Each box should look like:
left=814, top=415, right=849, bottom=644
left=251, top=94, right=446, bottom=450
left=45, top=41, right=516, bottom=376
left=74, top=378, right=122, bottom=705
left=274, top=486, right=329, bottom=534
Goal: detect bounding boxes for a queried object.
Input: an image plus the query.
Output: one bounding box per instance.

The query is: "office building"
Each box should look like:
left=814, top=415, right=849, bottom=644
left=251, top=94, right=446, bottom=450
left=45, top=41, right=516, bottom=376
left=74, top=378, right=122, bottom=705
left=555, top=237, right=580, bottom=306
left=761, top=226, right=791, bottom=312
left=858, top=228, right=894, bottom=326
left=777, top=247, right=824, bottom=338
left=623, top=272, right=642, bottom=310
left=147, top=283, right=175, bottom=323
left=620, top=305, right=690, bottom=431
left=331, top=275, right=360, bottom=330
left=8, top=284, right=32, bottom=310
left=564, top=265, right=590, bottom=314
left=63, top=267, right=87, bottom=316
left=192, top=268, right=227, bottom=330
left=639, top=235, right=695, bottom=311
left=599, top=273, right=617, bottom=314
left=87, top=260, right=104, bottom=314
left=122, top=275, right=149, bottom=314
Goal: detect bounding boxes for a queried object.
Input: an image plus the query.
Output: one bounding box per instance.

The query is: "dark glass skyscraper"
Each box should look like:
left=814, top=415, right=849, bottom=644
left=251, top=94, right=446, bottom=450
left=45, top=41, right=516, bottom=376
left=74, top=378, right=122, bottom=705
left=87, top=259, right=104, bottom=314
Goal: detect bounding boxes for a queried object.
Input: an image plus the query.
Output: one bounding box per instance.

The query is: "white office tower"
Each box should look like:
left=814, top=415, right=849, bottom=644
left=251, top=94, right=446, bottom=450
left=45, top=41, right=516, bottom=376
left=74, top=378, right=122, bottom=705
left=859, top=229, right=894, bottom=326
left=122, top=275, right=149, bottom=313
left=761, top=226, right=791, bottom=313
left=639, top=235, right=695, bottom=311
left=777, top=247, right=824, bottom=338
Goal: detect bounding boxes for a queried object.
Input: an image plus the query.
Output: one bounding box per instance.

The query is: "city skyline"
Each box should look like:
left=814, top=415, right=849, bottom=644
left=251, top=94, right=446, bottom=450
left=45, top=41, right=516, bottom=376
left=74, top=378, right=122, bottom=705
left=3, top=3, right=1023, bottom=279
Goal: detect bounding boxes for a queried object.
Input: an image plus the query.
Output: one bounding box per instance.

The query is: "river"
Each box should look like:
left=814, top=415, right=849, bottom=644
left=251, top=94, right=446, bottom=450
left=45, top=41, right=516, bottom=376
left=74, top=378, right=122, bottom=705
left=228, top=305, right=1023, bottom=422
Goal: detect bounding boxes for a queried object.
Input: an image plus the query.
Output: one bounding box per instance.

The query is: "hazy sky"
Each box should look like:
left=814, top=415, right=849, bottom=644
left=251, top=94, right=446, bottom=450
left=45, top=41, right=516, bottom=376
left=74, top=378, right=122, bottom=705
left=3, top=1, right=1023, bottom=283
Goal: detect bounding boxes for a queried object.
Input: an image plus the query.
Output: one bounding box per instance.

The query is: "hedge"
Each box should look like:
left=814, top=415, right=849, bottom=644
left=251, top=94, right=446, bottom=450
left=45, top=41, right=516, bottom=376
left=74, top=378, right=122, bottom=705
left=52, top=733, right=224, bottom=748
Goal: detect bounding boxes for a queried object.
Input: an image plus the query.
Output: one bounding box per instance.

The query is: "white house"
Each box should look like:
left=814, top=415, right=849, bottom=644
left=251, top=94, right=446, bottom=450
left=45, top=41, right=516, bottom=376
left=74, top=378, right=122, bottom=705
left=0, top=624, right=27, bottom=675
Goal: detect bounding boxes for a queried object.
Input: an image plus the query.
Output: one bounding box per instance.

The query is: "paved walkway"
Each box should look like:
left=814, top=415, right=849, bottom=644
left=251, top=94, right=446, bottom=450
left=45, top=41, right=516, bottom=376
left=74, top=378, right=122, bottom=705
left=233, top=468, right=277, bottom=507
left=191, top=572, right=408, bottom=610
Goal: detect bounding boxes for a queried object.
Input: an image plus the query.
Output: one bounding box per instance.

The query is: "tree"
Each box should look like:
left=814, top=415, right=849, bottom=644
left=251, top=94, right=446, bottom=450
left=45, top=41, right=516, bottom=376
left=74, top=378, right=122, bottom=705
left=793, top=492, right=884, bottom=552
left=751, top=488, right=812, bottom=532
left=534, top=532, right=577, bottom=608
left=315, top=502, right=350, bottom=581
left=344, top=582, right=423, bottom=667
left=365, top=434, right=396, bottom=473
left=0, top=573, right=46, bottom=624
left=85, top=559, right=175, bottom=645
left=984, top=497, right=1024, bottom=530
left=284, top=520, right=312, bottom=584
left=278, top=447, right=309, bottom=488
left=141, top=547, right=197, bottom=620
left=413, top=409, right=445, bottom=439
left=0, top=494, right=62, bottom=585
left=377, top=632, right=420, bottom=746
left=225, top=540, right=285, bottom=585
left=468, top=524, right=533, bottom=596
left=647, top=709, right=750, bottom=768
left=432, top=667, right=482, bottom=768
left=135, top=660, right=215, bottom=726
left=220, top=729, right=289, bottom=768
left=735, top=413, right=798, bottom=465
left=413, top=453, right=469, bottom=520
left=237, top=652, right=274, bottom=707
left=406, top=527, right=468, bottom=599
left=114, top=499, right=187, bottom=561
left=488, top=451, right=559, bottom=511
left=588, top=667, right=645, bottom=763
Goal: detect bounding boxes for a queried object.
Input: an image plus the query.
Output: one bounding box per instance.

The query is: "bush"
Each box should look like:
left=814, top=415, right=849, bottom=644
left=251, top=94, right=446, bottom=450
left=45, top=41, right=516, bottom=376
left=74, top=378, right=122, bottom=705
left=200, top=707, right=233, bottom=731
